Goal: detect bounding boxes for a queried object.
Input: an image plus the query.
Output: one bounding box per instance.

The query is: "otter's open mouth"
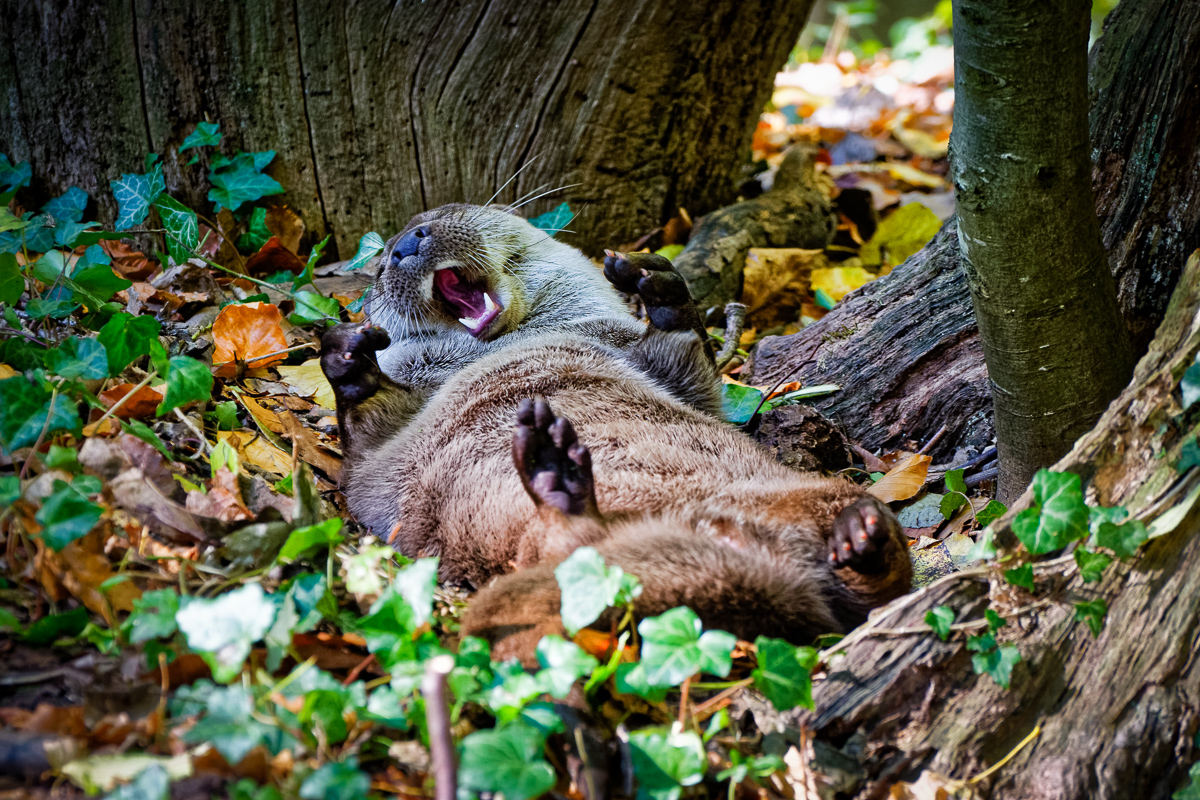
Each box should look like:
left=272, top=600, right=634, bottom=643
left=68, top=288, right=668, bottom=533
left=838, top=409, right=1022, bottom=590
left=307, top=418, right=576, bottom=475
left=433, top=268, right=503, bottom=336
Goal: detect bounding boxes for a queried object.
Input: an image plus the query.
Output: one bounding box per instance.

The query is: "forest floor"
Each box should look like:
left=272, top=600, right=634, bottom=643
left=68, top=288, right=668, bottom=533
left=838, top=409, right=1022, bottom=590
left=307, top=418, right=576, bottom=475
left=0, top=45, right=989, bottom=800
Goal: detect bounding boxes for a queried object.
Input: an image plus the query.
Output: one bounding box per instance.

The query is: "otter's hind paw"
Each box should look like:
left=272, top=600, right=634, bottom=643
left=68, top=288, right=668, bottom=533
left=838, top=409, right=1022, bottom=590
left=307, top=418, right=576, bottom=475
left=513, top=398, right=598, bottom=517
left=829, top=496, right=901, bottom=575
left=320, top=323, right=391, bottom=405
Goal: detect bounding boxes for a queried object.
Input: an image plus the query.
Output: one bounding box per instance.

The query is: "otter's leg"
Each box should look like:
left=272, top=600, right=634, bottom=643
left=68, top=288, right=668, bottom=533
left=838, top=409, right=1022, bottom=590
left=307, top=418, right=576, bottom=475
left=624, top=330, right=723, bottom=418
left=602, top=251, right=713, bottom=359
left=320, top=323, right=413, bottom=454
left=826, top=495, right=912, bottom=626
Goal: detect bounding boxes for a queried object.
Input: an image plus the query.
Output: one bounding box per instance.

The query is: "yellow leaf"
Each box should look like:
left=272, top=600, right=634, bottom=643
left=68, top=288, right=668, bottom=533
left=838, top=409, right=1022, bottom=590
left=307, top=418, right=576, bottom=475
left=867, top=453, right=932, bottom=503
left=276, top=358, right=337, bottom=410
left=741, top=247, right=822, bottom=314
left=0, top=364, right=17, bottom=379
left=811, top=265, right=876, bottom=302
left=861, top=203, right=942, bottom=268
left=217, top=431, right=293, bottom=476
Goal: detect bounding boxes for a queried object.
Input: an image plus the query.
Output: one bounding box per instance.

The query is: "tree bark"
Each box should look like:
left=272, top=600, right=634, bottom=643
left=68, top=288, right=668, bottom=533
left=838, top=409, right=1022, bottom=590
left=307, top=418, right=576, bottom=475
left=776, top=251, right=1200, bottom=800
left=951, top=0, right=1133, bottom=501
left=0, top=0, right=812, bottom=259
left=744, top=0, right=1200, bottom=468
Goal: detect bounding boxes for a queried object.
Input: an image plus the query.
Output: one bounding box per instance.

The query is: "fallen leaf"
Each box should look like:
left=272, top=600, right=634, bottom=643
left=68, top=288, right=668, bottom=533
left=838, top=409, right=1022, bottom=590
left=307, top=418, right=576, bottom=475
left=265, top=206, right=306, bottom=254
left=811, top=265, right=876, bottom=302
left=0, top=364, right=17, bottom=379
left=867, top=453, right=932, bottom=503
left=245, top=237, right=305, bottom=275
left=888, top=770, right=954, bottom=800
left=217, top=431, right=293, bottom=476
left=100, top=240, right=156, bottom=281
left=280, top=409, right=342, bottom=479
left=741, top=247, right=821, bottom=315
left=211, top=302, right=289, bottom=377
left=0, top=704, right=88, bottom=737
left=276, top=359, right=337, bottom=409
left=99, top=383, right=166, bottom=419
left=238, top=394, right=286, bottom=435
left=861, top=202, right=942, bottom=268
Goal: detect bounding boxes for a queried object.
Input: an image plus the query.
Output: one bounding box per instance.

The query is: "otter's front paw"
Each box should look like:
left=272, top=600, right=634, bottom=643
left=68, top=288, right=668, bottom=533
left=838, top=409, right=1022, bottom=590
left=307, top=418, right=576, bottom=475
left=603, top=251, right=699, bottom=334
left=320, top=323, right=391, bottom=405
left=828, top=496, right=901, bottom=575
left=512, top=398, right=597, bottom=517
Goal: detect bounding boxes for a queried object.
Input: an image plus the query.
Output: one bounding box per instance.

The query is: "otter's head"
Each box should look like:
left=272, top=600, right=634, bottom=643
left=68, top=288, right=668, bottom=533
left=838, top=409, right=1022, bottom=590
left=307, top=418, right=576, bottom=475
left=368, top=204, right=543, bottom=342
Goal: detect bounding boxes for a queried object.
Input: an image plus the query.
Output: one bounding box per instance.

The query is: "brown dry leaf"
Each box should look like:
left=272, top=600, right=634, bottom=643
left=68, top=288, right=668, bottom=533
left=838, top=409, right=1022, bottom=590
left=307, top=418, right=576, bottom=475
left=217, top=431, right=293, bottom=476
left=265, top=206, right=305, bottom=254
left=186, top=467, right=253, bottom=523
left=867, top=453, right=932, bottom=503
left=280, top=410, right=342, bottom=479
left=888, top=770, right=958, bottom=800
left=197, top=223, right=222, bottom=258
left=36, top=531, right=142, bottom=622
left=245, top=236, right=305, bottom=275
left=99, top=383, right=165, bottom=419
left=100, top=240, right=156, bottom=280
left=276, top=359, right=337, bottom=409
left=0, top=704, right=88, bottom=737
left=211, top=302, right=290, bottom=378
left=238, top=394, right=286, bottom=435
left=741, top=247, right=821, bottom=315
left=216, top=209, right=244, bottom=270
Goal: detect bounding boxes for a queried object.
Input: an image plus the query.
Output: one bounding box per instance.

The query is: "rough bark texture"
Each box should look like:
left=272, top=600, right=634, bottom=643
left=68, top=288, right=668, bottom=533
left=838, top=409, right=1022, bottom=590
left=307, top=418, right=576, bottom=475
left=951, top=0, right=1133, bottom=501
left=776, top=251, right=1200, bottom=800
left=744, top=0, right=1200, bottom=469
left=0, top=0, right=812, bottom=258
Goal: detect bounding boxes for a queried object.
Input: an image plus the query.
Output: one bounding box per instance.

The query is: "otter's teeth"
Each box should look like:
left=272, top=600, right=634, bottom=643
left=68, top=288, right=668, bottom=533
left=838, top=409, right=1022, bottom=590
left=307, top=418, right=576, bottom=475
left=458, top=315, right=482, bottom=331
left=484, top=292, right=497, bottom=313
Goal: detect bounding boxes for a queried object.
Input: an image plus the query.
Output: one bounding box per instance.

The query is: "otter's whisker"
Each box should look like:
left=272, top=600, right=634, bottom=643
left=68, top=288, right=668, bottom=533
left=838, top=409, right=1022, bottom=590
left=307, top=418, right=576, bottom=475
left=470, top=156, right=543, bottom=220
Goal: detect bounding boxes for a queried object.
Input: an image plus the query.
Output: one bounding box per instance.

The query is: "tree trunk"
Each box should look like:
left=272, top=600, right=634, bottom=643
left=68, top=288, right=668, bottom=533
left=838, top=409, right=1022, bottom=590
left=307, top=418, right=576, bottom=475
left=0, top=0, right=813, bottom=258
left=778, top=251, right=1200, bottom=800
left=951, top=0, right=1133, bottom=501
left=743, top=0, right=1200, bottom=466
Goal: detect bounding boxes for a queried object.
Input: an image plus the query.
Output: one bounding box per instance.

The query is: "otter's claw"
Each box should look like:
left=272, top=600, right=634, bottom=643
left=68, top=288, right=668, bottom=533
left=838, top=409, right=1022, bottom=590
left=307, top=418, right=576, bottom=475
left=828, top=496, right=901, bottom=575
left=512, top=398, right=598, bottom=517
left=320, top=323, right=391, bottom=405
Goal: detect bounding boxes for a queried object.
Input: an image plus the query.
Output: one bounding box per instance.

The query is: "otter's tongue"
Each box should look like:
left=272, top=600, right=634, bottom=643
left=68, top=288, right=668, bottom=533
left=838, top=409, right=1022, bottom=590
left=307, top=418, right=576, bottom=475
left=433, top=268, right=502, bottom=335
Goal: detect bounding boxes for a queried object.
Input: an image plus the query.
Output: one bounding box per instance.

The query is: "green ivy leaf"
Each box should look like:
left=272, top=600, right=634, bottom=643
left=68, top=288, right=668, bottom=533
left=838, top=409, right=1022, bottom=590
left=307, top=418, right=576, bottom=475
left=555, top=546, right=642, bottom=636
left=73, top=262, right=132, bottom=303
left=985, top=609, right=1006, bottom=632
left=182, top=684, right=281, bottom=764
left=1172, top=761, right=1200, bottom=800
left=344, top=231, right=385, bottom=272
left=964, top=526, right=997, bottom=562
left=97, top=313, right=161, bottom=375
left=1004, top=563, right=1035, bottom=591
left=944, top=468, right=967, bottom=495
left=26, top=297, right=77, bottom=319
left=975, top=499, right=1007, bottom=528
left=0, top=475, right=19, bottom=507
left=237, top=207, right=272, bottom=252
left=1074, top=547, right=1113, bottom=583
left=639, top=606, right=736, bottom=686
left=289, top=290, right=339, bottom=326
left=1095, top=518, right=1148, bottom=559
left=1183, top=358, right=1200, bottom=410
left=721, top=382, right=765, bottom=425
left=627, top=728, right=706, bottom=800
left=293, top=235, right=330, bottom=292
left=1178, top=435, right=1200, bottom=473
left=175, top=583, right=278, bottom=682
left=107, top=764, right=170, bottom=800
left=279, top=518, right=345, bottom=562
left=0, top=154, right=32, bottom=195
left=459, top=723, right=556, bottom=800
left=535, top=635, right=599, bottom=698
left=395, top=557, right=439, bottom=627
left=179, top=122, right=222, bottom=154
left=128, top=589, right=180, bottom=643
left=1073, top=598, right=1107, bottom=636
left=111, top=161, right=165, bottom=230
left=157, top=356, right=213, bottom=416
left=34, top=479, right=102, bottom=551
left=614, top=662, right=669, bottom=703
left=45, top=336, right=108, bottom=379
left=0, top=375, right=80, bottom=453
left=970, top=643, right=1021, bottom=689
left=23, top=606, right=88, bottom=645
left=925, top=605, right=954, bottom=640
left=208, top=151, right=284, bottom=212
left=939, top=492, right=967, bottom=520
left=752, top=636, right=818, bottom=711
left=529, top=202, right=574, bottom=236
left=0, top=252, right=22, bottom=306
left=1011, top=469, right=1088, bottom=554
left=299, top=759, right=371, bottom=800
left=153, top=195, right=199, bottom=266
left=43, top=187, right=88, bottom=224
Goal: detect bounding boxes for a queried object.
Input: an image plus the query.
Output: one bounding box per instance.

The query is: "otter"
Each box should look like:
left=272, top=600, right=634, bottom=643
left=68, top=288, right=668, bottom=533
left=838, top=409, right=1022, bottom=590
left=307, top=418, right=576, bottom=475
left=321, top=204, right=911, bottom=662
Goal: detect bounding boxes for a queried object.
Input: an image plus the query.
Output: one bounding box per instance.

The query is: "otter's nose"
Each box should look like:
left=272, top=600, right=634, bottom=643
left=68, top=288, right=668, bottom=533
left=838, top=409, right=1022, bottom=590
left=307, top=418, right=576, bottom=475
left=391, top=225, right=430, bottom=264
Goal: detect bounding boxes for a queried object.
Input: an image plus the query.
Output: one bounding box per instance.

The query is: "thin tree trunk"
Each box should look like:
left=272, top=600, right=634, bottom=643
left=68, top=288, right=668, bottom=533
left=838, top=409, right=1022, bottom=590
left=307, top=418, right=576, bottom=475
left=950, top=0, right=1133, bottom=501
left=0, top=0, right=813, bottom=258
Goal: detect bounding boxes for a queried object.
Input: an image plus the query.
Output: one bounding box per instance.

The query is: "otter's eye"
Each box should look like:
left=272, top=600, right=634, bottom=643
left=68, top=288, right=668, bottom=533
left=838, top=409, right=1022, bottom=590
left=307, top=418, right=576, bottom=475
left=390, top=225, right=430, bottom=265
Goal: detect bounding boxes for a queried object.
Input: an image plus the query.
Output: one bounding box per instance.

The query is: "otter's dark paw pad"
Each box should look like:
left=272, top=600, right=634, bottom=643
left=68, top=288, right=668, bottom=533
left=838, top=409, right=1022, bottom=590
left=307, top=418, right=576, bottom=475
left=603, top=251, right=697, bottom=332
left=320, top=323, right=390, bottom=401
left=512, top=398, right=597, bottom=517
left=829, top=497, right=900, bottom=574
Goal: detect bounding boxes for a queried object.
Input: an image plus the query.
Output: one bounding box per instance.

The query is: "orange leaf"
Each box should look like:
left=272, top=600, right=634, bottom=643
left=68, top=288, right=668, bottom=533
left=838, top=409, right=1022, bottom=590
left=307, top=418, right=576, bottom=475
left=99, top=382, right=166, bottom=419
left=212, top=302, right=290, bottom=378
left=866, top=453, right=931, bottom=503
left=100, top=239, right=156, bottom=280
left=245, top=236, right=305, bottom=275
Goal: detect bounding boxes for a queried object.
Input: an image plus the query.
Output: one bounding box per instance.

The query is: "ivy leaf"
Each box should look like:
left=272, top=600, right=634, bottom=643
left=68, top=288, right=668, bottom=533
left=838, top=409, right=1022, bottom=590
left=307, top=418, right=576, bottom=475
left=1011, top=469, right=1088, bottom=554
left=0, top=154, right=32, bottom=195
left=1173, top=762, right=1200, bottom=800
left=73, top=262, right=132, bottom=302
left=944, top=468, right=967, bottom=495
left=179, top=121, right=222, bottom=154
left=395, top=557, right=439, bottom=627
left=293, top=235, right=330, bottom=292
left=614, top=662, right=669, bottom=703
left=1087, top=504, right=1128, bottom=534
left=26, top=297, right=77, bottom=319
left=23, top=606, right=88, bottom=645
left=35, top=479, right=103, bottom=551
left=1074, top=547, right=1113, bottom=583
left=0, top=252, right=22, bottom=305
left=42, top=187, right=88, bottom=224
left=752, top=636, right=818, bottom=711
left=45, top=336, right=108, bottom=379
left=111, top=161, right=165, bottom=230
left=536, top=635, right=599, bottom=698
left=985, top=609, right=1006, bottom=632
left=975, top=499, right=1007, bottom=528
left=121, top=419, right=174, bottom=462
left=1183, top=358, right=1200, bottom=410
left=0, top=475, right=19, bottom=507
left=1004, top=563, right=1035, bottom=591
left=0, top=375, right=80, bottom=453
left=1178, top=435, right=1200, bottom=473
left=555, top=546, right=642, bottom=636
left=721, top=382, right=765, bottom=425
left=970, top=643, right=1021, bottom=689
left=1073, top=598, right=1107, bottom=636
left=97, top=313, right=161, bottom=375
left=128, top=589, right=180, bottom=643
left=924, top=605, right=955, bottom=640
left=237, top=207, right=272, bottom=252
left=1095, top=518, right=1148, bottom=559
left=288, top=290, right=339, bottom=326
left=627, top=728, right=706, bottom=800
left=299, top=759, right=371, bottom=800
left=279, top=518, right=345, bottom=562
left=345, top=231, right=385, bottom=272
left=459, top=723, right=556, bottom=800
left=208, top=151, right=284, bottom=212
left=940, top=492, right=967, bottom=520
left=153, top=195, right=199, bottom=266
left=639, top=606, right=736, bottom=686
left=529, top=202, right=574, bottom=235
left=157, top=356, right=214, bottom=416
left=964, top=526, right=998, bottom=562
left=107, top=764, right=170, bottom=800
left=175, top=583, right=278, bottom=682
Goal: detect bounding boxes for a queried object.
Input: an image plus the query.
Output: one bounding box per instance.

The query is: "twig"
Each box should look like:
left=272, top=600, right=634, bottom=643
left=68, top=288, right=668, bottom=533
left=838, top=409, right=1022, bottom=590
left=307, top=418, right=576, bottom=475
left=714, top=303, right=747, bottom=371
left=965, top=466, right=999, bottom=489
left=678, top=675, right=692, bottom=727
left=174, top=408, right=211, bottom=455
left=692, top=678, right=754, bottom=719
left=211, top=341, right=317, bottom=370
left=865, top=599, right=1053, bottom=637
left=918, top=425, right=948, bottom=456
left=19, top=386, right=58, bottom=480
left=423, top=654, right=457, bottom=800
left=963, top=724, right=1041, bottom=786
